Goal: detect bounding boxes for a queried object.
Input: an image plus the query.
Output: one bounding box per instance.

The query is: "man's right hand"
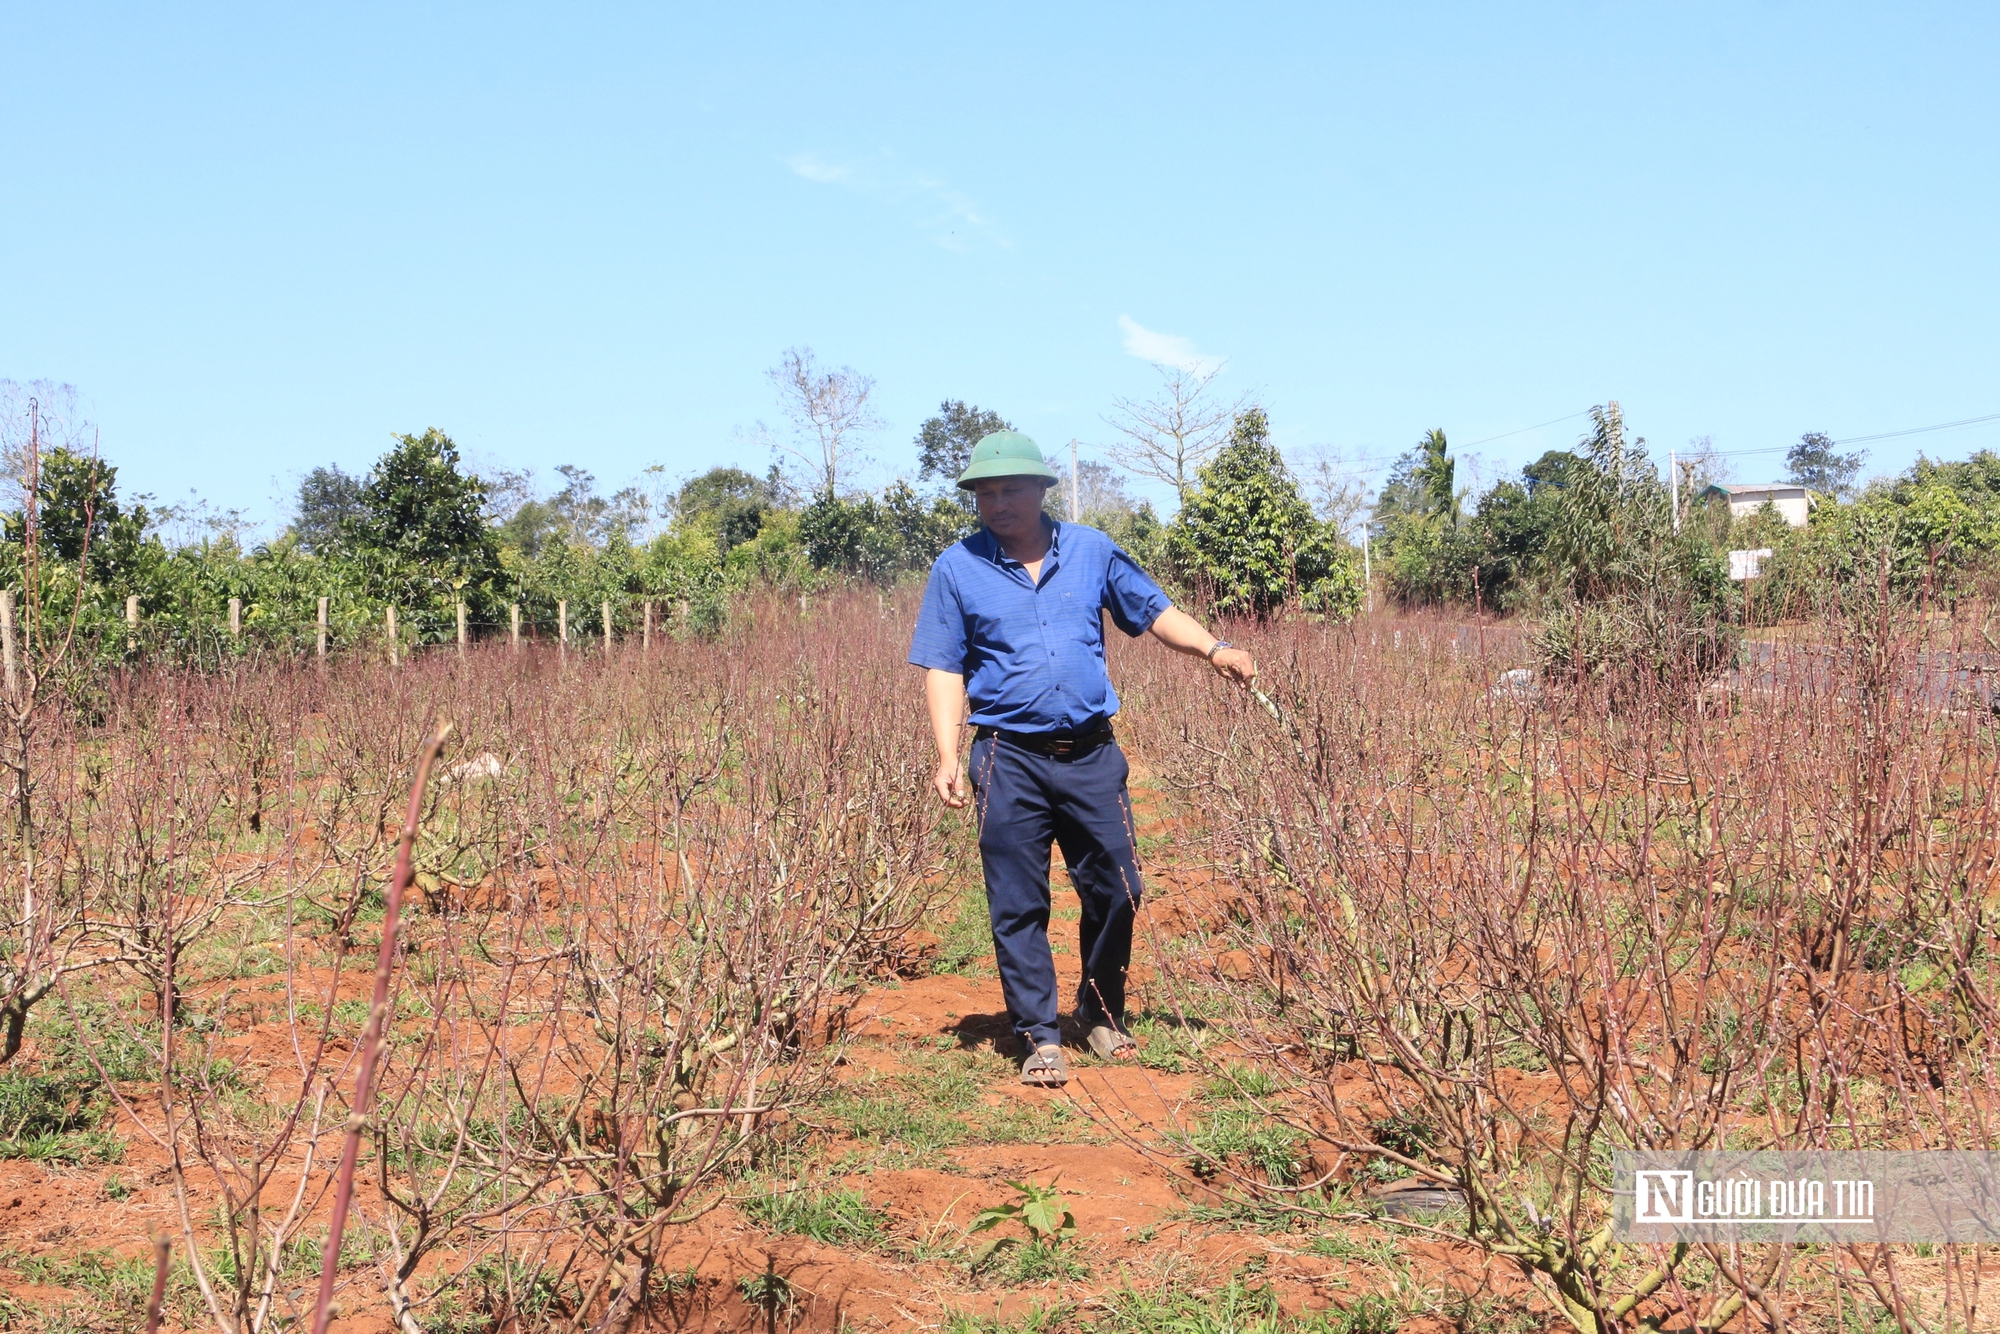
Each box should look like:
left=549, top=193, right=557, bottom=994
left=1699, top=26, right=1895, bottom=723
left=933, top=756, right=969, bottom=809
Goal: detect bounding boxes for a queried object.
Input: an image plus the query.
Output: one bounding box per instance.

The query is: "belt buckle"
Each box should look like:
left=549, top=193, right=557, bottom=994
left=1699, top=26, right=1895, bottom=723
left=1047, top=738, right=1075, bottom=756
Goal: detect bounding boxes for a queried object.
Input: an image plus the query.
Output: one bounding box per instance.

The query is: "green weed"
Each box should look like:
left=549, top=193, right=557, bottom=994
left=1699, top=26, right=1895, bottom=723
left=741, top=1186, right=887, bottom=1247
left=0, top=1070, right=121, bottom=1165
left=1204, top=1062, right=1283, bottom=1102
left=1172, top=1107, right=1308, bottom=1185
left=737, top=1267, right=796, bottom=1315
left=932, top=885, right=995, bottom=977
left=1094, top=1276, right=1352, bottom=1333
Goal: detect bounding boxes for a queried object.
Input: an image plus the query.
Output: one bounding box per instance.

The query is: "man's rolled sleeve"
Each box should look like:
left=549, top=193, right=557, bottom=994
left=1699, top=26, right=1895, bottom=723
left=908, top=565, right=970, bottom=671
left=1103, top=546, right=1171, bottom=637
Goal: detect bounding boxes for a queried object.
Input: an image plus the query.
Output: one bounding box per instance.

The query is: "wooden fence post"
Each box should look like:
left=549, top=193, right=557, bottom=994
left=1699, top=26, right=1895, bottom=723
left=126, top=595, right=140, bottom=653
left=510, top=603, right=520, bottom=652
left=558, top=600, right=568, bottom=656
left=601, top=601, right=612, bottom=656
left=457, top=601, right=468, bottom=658
left=643, top=600, right=653, bottom=653
left=386, top=607, right=399, bottom=668
left=317, top=597, right=328, bottom=659
left=228, top=597, right=242, bottom=639
left=1, top=590, right=16, bottom=696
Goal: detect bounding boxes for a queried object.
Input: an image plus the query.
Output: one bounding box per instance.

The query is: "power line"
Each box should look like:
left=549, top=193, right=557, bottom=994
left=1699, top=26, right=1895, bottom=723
left=1834, top=411, right=2000, bottom=446
left=1459, top=408, right=1592, bottom=449
left=1303, top=407, right=1595, bottom=474
left=1693, top=410, right=2000, bottom=460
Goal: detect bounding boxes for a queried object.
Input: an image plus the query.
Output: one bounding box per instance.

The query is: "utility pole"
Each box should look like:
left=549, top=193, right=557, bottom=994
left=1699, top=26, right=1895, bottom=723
left=1670, top=447, right=1679, bottom=532
left=1069, top=440, right=1080, bottom=523
left=1361, top=527, right=1373, bottom=616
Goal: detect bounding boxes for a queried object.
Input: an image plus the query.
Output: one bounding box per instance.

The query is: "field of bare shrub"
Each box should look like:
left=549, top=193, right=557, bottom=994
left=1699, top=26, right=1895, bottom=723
left=0, top=591, right=1995, bottom=1334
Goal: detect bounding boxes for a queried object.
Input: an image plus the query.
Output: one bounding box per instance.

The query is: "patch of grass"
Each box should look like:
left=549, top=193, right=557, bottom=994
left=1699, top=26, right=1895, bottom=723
left=0, top=1247, right=175, bottom=1326
left=942, top=1303, right=1072, bottom=1333
left=421, top=1254, right=565, bottom=1332
left=1094, top=1276, right=1351, bottom=1333
left=44, top=997, right=156, bottom=1083
left=824, top=1049, right=1097, bottom=1158
left=0, top=1070, right=122, bottom=1165
left=1203, top=1062, right=1283, bottom=1102
left=740, top=1185, right=888, bottom=1247
left=1171, top=1107, right=1308, bottom=1185
left=933, top=885, right=995, bottom=977
left=1306, top=1232, right=1400, bottom=1265
left=737, top=1267, right=796, bottom=1315
left=1177, top=1187, right=1356, bottom=1236
left=1329, top=1294, right=1402, bottom=1334
left=1128, top=1012, right=1209, bottom=1074
left=1443, top=1290, right=1540, bottom=1334
left=990, top=1239, right=1087, bottom=1286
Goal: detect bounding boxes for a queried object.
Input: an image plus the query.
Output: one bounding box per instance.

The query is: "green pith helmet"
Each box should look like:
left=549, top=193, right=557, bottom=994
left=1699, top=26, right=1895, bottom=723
left=956, top=430, right=1060, bottom=490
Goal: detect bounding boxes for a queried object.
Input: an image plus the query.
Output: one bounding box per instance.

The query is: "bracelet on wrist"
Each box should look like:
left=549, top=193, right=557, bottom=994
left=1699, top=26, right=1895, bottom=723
left=1206, top=640, right=1234, bottom=662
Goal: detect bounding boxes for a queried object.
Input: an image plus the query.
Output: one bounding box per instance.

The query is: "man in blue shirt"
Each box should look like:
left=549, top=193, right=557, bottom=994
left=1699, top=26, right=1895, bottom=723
left=909, top=431, right=1258, bottom=1086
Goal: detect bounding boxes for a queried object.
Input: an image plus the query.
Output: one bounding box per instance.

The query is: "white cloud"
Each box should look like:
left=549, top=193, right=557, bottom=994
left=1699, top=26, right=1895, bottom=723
left=786, top=154, right=852, bottom=185
left=1118, top=316, right=1224, bottom=375
left=783, top=152, right=1007, bottom=250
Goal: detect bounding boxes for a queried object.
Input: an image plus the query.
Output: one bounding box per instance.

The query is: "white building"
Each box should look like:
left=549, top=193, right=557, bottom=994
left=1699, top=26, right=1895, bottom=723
left=1701, top=483, right=1811, bottom=528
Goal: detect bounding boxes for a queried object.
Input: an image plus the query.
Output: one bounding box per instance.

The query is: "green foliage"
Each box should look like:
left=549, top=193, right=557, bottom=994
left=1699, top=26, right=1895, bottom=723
left=0, top=1068, right=121, bottom=1164
left=291, top=465, right=365, bottom=554
left=1786, top=430, right=1865, bottom=500
left=971, top=1178, right=1077, bottom=1263
left=671, top=466, right=780, bottom=552
left=2, top=447, right=155, bottom=590
left=1173, top=1106, right=1308, bottom=1185
left=1757, top=449, right=2000, bottom=617
left=1165, top=410, right=1361, bottom=619
left=1527, top=405, right=1739, bottom=684
left=799, top=481, right=973, bottom=580
left=741, top=1185, right=888, bottom=1246
left=1094, top=1276, right=1376, bottom=1333
left=736, top=1266, right=797, bottom=1314
left=351, top=428, right=502, bottom=615
left=918, top=400, right=1013, bottom=487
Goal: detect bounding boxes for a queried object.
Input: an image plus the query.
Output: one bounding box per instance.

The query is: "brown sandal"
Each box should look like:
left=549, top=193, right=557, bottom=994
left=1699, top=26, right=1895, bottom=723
left=1020, top=1044, right=1069, bottom=1087
left=1087, top=1024, right=1138, bottom=1061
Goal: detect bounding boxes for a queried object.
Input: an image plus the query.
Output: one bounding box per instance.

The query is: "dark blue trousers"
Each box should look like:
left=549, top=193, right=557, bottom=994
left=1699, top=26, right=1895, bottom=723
left=968, top=734, right=1145, bottom=1051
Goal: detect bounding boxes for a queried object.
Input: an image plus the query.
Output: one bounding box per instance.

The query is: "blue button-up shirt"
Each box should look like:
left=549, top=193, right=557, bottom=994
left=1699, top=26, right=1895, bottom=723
left=908, top=520, right=1172, bottom=734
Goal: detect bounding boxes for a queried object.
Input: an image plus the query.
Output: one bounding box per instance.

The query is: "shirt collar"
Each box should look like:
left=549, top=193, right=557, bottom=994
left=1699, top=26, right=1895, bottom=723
left=976, top=516, right=1061, bottom=568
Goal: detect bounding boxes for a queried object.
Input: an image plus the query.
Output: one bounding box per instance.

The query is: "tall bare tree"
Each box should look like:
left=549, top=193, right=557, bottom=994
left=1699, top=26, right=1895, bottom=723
left=1292, top=443, right=1372, bottom=535
left=1102, top=364, right=1237, bottom=504
left=763, top=346, right=883, bottom=499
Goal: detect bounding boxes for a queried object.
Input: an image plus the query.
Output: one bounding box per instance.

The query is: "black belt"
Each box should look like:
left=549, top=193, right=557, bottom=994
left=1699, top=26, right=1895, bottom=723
left=976, top=724, right=1115, bottom=757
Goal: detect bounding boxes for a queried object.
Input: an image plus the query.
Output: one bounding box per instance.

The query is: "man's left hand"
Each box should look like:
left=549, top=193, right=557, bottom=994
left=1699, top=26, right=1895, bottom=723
left=1210, top=646, right=1257, bottom=686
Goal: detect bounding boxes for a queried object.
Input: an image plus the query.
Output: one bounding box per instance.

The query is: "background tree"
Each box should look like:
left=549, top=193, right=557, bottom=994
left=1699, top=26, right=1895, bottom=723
left=1786, top=430, right=1866, bottom=500
left=1292, top=444, right=1371, bottom=535
left=1164, top=408, right=1360, bottom=618
left=916, top=401, right=1011, bottom=485
left=1, top=445, right=155, bottom=591
left=763, top=346, right=883, bottom=499
left=1104, top=364, right=1237, bottom=504
left=291, top=465, right=365, bottom=554
left=669, top=466, right=779, bottom=553
left=352, top=429, right=501, bottom=614
left=1048, top=456, right=1136, bottom=524
left=496, top=465, right=649, bottom=556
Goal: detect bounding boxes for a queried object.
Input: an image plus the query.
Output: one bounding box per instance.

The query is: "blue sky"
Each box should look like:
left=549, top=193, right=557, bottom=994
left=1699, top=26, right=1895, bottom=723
left=3, top=3, right=1996, bottom=532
